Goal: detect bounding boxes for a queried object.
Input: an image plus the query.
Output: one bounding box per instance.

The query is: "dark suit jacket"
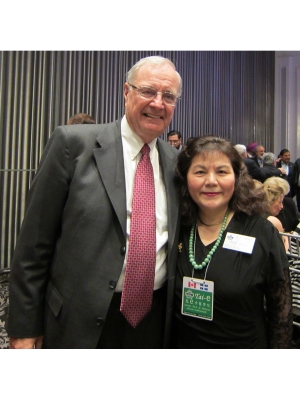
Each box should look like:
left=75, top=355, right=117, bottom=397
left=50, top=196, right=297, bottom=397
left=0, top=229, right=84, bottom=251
left=276, top=160, right=298, bottom=197
left=243, top=158, right=265, bottom=182
left=252, top=156, right=263, bottom=167
left=277, top=196, right=300, bottom=232
left=260, top=164, right=283, bottom=181
left=8, top=120, right=180, bottom=348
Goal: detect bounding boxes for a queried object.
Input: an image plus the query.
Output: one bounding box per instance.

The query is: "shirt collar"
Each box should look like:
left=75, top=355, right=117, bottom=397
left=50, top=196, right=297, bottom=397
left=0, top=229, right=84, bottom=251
left=121, top=116, right=157, bottom=160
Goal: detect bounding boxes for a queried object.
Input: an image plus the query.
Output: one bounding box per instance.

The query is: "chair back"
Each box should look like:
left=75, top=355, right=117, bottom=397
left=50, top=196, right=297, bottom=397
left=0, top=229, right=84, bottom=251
left=280, top=232, right=300, bottom=328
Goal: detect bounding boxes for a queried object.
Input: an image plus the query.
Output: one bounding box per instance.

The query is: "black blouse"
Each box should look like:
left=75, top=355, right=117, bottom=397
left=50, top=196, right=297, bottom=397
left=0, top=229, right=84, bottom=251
left=172, top=213, right=293, bottom=349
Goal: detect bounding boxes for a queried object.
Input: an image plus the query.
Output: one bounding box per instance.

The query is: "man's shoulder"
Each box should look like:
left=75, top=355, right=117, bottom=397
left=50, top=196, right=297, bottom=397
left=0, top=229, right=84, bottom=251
left=244, top=157, right=256, bottom=162
left=243, top=158, right=257, bottom=166
left=56, top=120, right=121, bottom=141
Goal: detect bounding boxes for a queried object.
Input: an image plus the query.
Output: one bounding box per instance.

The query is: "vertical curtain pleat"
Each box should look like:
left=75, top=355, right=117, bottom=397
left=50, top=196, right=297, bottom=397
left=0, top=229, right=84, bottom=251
left=0, top=50, right=275, bottom=269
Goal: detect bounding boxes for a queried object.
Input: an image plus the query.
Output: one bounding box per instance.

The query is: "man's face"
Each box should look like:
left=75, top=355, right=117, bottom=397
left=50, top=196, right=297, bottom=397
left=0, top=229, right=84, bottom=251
left=168, top=134, right=181, bottom=149
left=281, top=152, right=290, bottom=163
left=256, top=146, right=265, bottom=159
left=124, top=63, right=180, bottom=144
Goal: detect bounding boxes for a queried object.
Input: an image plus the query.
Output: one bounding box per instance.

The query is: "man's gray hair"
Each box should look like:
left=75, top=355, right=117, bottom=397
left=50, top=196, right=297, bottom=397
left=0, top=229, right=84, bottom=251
left=262, top=152, right=276, bottom=165
left=126, top=56, right=182, bottom=96
left=234, top=144, right=246, bottom=156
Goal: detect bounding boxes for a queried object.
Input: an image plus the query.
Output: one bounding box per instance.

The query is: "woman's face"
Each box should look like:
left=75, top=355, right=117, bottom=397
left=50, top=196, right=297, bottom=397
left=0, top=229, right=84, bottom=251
left=269, top=194, right=284, bottom=216
left=187, top=151, right=235, bottom=214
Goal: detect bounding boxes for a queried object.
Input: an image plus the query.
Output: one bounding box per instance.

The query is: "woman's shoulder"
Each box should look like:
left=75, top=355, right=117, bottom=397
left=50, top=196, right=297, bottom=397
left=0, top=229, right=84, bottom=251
left=233, top=212, right=277, bottom=234
left=267, top=215, right=284, bottom=232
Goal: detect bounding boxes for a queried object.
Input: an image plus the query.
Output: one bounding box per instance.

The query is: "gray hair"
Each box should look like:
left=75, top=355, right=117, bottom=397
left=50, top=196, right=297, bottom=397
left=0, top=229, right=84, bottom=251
left=262, top=152, right=276, bottom=165
left=126, top=56, right=182, bottom=96
left=234, top=144, right=246, bottom=156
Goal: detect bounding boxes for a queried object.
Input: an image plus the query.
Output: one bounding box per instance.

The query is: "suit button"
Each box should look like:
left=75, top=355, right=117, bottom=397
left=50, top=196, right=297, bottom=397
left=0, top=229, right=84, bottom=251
left=96, top=318, right=104, bottom=327
left=109, top=280, right=116, bottom=290
left=120, top=246, right=126, bottom=255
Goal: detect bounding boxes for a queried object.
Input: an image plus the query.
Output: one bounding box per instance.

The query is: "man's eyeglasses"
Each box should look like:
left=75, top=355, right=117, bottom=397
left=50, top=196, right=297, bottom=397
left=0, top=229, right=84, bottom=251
left=128, top=84, right=180, bottom=106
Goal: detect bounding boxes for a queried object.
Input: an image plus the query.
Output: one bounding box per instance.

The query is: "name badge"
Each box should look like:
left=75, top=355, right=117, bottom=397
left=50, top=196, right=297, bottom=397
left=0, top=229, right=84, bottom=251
left=182, top=277, right=214, bottom=320
left=223, top=232, right=256, bottom=254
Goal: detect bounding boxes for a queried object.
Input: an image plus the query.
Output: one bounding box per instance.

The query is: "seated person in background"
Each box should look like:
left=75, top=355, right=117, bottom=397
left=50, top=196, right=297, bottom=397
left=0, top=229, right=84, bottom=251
left=263, top=176, right=299, bottom=232
left=279, top=197, right=300, bottom=233
left=67, top=113, right=96, bottom=125
left=263, top=177, right=292, bottom=250
left=253, top=179, right=288, bottom=250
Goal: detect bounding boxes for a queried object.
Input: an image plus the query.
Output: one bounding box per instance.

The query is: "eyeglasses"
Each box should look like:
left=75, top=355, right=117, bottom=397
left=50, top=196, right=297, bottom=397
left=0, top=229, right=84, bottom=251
left=128, top=84, right=180, bottom=106
left=168, top=140, right=179, bottom=144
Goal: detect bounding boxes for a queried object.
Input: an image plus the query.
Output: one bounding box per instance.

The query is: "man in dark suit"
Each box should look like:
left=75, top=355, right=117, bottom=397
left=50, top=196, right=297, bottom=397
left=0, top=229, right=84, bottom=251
left=276, top=149, right=298, bottom=197
left=167, top=130, right=183, bottom=151
left=252, top=144, right=265, bottom=168
left=234, top=144, right=265, bottom=182
left=294, top=157, right=300, bottom=212
left=8, top=56, right=182, bottom=349
left=261, top=152, right=285, bottom=180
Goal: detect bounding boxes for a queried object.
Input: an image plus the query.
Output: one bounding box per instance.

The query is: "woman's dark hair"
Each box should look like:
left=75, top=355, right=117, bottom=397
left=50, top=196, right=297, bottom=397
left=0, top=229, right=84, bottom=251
left=176, top=135, right=269, bottom=226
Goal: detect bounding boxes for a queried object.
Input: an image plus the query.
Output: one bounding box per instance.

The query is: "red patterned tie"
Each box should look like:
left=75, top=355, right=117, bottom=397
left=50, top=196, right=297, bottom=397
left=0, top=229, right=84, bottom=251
left=120, top=144, right=156, bottom=328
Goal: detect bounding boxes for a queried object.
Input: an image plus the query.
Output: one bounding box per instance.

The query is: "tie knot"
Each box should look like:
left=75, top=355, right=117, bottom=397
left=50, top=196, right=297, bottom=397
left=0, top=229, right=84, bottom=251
left=141, top=144, right=150, bottom=156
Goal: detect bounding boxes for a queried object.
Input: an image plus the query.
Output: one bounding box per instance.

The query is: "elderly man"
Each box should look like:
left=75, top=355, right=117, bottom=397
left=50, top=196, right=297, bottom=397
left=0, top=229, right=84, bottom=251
left=261, top=152, right=285, bottom=180
left=253, top=145, right=265, bottom=167
left=8, top=56, right=182, bottom=349
left=234, top=144, right=265, bottom=182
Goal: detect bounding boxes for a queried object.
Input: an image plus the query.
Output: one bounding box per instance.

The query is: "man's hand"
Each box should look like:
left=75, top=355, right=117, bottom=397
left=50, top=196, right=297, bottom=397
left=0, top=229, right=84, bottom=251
left=278, top=167, right=287, bottom=175
left=10, top=336, right=43, bottom=349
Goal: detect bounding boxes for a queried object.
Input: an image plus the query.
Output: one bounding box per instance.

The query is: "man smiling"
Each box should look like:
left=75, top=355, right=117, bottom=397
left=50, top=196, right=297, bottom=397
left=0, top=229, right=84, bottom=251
left=8, top=56, right=182, bottom=349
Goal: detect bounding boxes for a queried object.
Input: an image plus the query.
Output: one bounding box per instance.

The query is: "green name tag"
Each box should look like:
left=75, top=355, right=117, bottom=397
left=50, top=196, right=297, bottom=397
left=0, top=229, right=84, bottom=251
left=182, top=277, right=214, bottom=320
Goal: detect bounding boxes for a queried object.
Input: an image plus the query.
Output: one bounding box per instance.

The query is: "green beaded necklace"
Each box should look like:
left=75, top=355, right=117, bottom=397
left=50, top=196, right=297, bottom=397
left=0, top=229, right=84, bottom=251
left=189, top=209, right=230, bottom=270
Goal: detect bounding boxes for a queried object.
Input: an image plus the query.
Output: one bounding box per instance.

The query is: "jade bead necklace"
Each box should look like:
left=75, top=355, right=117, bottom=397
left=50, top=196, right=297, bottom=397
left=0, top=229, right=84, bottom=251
left=189, top=209, right=230, bottom=270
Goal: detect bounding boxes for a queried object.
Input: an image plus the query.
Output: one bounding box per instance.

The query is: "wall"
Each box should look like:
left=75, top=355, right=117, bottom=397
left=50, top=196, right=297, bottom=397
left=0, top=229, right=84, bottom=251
left=274, top=51, right=300, bottom=161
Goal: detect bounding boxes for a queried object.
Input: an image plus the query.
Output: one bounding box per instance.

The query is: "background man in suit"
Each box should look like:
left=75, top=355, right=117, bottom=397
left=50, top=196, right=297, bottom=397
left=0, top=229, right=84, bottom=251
left=8, top=56, right=182, bottom=349
left=234, top=144, right=265, bottom=182
left=276, top=149, right=298, bottom=198
left=246, top=142, right=258, bottom=158
left=167, top=130, right=183, bottom=151
left=295, top=157, right=300, bottom=212
left=253, top=144, right=265, bottom=167
left=261, top=152, right=285, bottom=180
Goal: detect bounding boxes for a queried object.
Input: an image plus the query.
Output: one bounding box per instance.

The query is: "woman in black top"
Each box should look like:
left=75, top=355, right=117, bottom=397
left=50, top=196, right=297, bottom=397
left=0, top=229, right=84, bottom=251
left=172, top=136, right=293, bottom=348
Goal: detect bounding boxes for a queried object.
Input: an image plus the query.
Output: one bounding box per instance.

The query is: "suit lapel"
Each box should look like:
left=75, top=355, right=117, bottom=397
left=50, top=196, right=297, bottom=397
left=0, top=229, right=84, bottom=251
left=157, top=139, right=180, bottom=254
left=93, top=121, right=127, bottom=238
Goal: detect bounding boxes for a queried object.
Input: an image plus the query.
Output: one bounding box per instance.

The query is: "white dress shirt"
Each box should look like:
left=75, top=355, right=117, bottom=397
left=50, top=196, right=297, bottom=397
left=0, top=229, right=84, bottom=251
left=281, top=162, right=289, bottom=175
left=115, top=116, right=168, bottom=291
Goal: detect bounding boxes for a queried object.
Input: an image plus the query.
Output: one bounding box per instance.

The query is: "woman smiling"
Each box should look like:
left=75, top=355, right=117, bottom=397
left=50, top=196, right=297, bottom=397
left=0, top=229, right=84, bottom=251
left=172, top=136, right=293, bottom=349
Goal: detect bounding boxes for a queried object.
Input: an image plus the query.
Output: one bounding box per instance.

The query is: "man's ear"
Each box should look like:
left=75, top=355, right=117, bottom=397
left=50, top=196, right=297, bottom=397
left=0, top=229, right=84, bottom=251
left=124, top=83, right=130, bottom=105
